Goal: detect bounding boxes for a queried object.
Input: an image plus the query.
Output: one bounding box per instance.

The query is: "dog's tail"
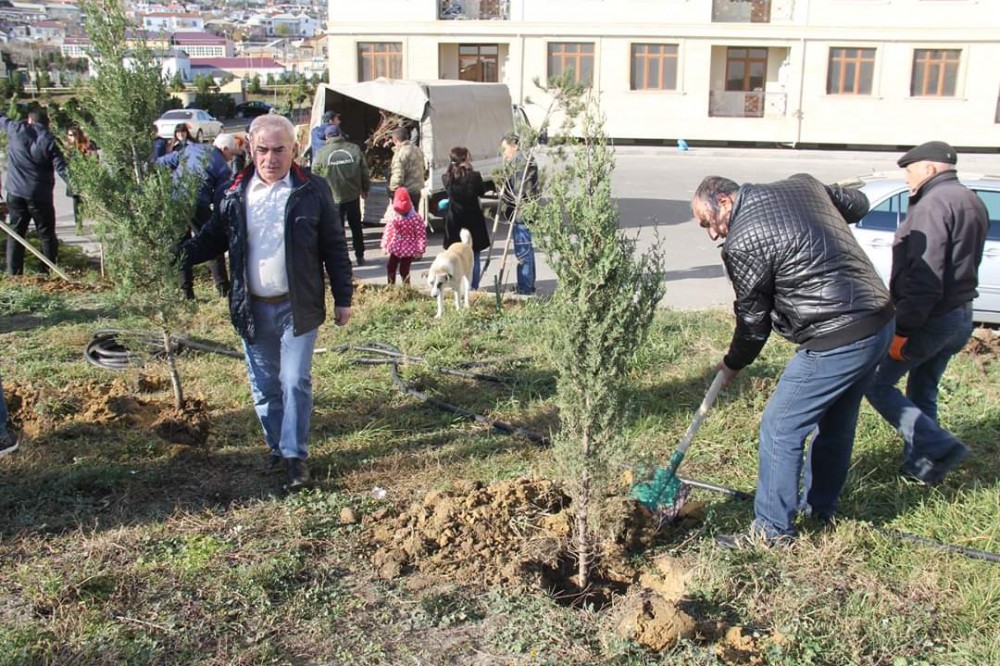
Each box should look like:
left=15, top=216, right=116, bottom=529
left=460, top=228, right=473, bottom=246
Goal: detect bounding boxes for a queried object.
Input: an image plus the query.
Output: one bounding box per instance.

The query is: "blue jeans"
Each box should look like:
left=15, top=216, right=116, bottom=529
left=513, top=222, right=535, bottom=295
left=471, top=251, right=481, bottom=290
left=243, top=299, right=318, bottom=460
left=754, top=320, right=894, bottom=538
left=865, top=303, right=972, bottom=466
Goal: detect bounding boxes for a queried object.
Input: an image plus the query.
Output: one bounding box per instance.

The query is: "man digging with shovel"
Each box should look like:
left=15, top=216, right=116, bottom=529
left=690, top=174, right=894, bottom=547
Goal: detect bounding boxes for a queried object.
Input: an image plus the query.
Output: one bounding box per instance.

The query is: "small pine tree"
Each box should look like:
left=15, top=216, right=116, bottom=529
left=169, top=70, right=185, bottom=92
left=248, top=74, right=263, bottom=94
left=70, top=0, right=201, bottom=410
left=527, top=80, right=666, bottom=590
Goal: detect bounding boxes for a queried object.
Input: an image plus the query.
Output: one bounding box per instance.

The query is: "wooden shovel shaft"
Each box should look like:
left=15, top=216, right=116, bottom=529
left=0, top=219, right=74, bottom=283
left=675, top=370, right=726, bottom=457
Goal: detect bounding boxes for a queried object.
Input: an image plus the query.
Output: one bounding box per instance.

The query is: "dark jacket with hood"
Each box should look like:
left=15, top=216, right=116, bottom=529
left=442, top=166, right=490, bottom=252
left=722, top=173, right=893, bottom=370
left=182, top=163, right=353, bottom=343
left=889, top=170, right=988, bottom=335
left=0, top=113, right=68, bottom=200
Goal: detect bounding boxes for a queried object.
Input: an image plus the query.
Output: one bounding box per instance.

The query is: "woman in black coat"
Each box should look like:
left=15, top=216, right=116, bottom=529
left=441, top=146, right=490, bottom=289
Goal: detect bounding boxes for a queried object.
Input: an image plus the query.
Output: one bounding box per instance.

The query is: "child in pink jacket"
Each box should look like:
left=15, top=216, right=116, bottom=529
left=381, top=187, right=427, bottom=284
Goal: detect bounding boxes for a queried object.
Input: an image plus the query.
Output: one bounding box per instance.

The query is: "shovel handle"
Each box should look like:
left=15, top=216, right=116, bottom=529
left=675, top=370, right=726, bottom=457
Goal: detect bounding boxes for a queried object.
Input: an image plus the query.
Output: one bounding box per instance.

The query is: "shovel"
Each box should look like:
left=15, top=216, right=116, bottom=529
left=631, top=370, right=727, bottom=518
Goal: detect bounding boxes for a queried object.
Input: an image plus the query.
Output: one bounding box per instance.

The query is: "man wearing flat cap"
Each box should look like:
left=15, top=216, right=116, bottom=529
left=865, top=140, right=989, bottom=485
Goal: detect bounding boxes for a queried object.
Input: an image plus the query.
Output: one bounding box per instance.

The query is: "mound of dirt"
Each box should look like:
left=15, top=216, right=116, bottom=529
left=367, top=478, right=574, bottom=586
left=5, top=379, right=209, bottom=446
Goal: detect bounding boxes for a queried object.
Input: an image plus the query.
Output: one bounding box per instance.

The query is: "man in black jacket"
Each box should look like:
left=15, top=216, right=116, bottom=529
left=182, top=114, right=353, bottom=490
left=0, top=109, right=68, bottom=275
left=692, top=174, right=894, bottom=545
left=866, top=141, right=988, bottom=486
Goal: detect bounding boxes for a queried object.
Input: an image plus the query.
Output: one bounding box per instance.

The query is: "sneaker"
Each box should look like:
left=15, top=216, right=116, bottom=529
left=901, top=443, right=969, bottom=486
left=285, top=457, right=310, bottom=491
left=0, top=430, right=18, bottom=458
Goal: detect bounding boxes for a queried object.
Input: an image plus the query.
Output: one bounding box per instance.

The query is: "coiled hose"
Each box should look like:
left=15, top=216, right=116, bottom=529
left=82, top=332, right=1000, bottom=563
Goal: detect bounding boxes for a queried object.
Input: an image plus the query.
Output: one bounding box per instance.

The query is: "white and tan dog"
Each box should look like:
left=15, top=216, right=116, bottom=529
left=427, top=228, right=474, bottom=318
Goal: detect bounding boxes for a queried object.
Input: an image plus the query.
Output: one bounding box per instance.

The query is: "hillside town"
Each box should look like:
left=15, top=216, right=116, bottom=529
left=0, top=0, right=327, bottom=86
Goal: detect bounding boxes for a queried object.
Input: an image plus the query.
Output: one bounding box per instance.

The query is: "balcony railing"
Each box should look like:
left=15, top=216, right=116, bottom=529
left=709, top=91, right=787, bottom=118
left=439, top=0, right=510, bottom=20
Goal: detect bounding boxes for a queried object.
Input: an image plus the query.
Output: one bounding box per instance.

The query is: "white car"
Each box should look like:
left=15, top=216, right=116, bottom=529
left=844, top=173, right=1000, bottom=324
left=154, top=109, right=223, bottom=142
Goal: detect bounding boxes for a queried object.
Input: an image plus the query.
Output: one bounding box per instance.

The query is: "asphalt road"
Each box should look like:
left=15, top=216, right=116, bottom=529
left=47, top=146, right=1000, bottom=310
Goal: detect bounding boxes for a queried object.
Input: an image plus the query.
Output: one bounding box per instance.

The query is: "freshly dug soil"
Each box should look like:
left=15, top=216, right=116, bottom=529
left=5, top=378, right=209, bottom=446
left=366, top=476, right=777, bottom=658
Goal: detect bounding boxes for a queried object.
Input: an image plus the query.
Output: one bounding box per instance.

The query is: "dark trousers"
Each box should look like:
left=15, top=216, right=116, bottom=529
left=334, top=199, right=365, bottom=259
left=386, top=254, right=413, bottom=284
left=181, top=204, right=229, bottom=293
left=5, top=194, right=58, bottom=275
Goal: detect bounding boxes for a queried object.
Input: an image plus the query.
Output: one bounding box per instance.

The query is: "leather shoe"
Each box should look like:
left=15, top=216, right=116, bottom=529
left=262, top=452, right=283, bottom=474
left=901, top=443, right=969, bottom=486
left=0, top=430, right=18, bottom=458
left=285, top=457, right=310, bottom=490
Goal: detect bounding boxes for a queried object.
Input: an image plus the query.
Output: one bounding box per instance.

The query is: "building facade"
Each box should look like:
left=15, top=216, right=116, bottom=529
left=324, top=0, right=1000, bottom=148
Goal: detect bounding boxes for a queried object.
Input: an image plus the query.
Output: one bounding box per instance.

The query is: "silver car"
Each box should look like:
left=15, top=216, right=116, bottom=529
left=844, top=173, right=1000, bottom=325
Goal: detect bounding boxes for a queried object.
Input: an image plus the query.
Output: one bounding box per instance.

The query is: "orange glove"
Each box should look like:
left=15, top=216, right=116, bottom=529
left=888, top=334, right=908, bottom=362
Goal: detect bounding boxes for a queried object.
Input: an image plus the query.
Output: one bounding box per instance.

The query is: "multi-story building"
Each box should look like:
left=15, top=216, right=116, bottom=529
left=143, top=12, right=205, bottom=34
left=324, top=0, right=1000, bottom=148
left=172, top=32, right=235, bottom=58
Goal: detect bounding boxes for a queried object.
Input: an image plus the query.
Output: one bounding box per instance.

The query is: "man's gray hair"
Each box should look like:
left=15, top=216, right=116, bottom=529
left=391, top=127, right=409, bottom=142
left=693, top=176, right=740, bottom=214
left=248, top=114, right=296, bottom=143
left=213, top=133, right=237, bottom=151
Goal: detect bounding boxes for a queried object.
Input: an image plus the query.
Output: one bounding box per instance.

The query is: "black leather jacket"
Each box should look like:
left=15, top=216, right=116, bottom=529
left=183, top=164, right=353, bottom=343
left=722, top=174, right=892, bottom=370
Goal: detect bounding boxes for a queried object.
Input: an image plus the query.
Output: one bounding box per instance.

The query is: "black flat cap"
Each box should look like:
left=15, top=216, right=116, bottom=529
left=897, top=141, right=957, bottom=167
left=322, top=110, right=340, bottom=122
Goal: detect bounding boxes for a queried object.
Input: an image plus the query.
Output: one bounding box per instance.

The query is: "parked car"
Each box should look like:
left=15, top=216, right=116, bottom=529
left=843, top=172, right=1000, bottom=324
left=234, top=100, right=274, bottom=119
left=154, top=109, right=223, bottom=142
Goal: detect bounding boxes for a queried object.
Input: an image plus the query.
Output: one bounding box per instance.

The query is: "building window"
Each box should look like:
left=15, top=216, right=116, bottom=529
left=631, top=43, right=678, bottom=91
left=725, top=47, right=767, bottom=91
left=459, top=44, right=499, bottom=83
left=910, top=49, right=960, bottom=97
left=547, top=42, right=594, bottom=86
left=827, top=47, right=875, bottom=95
left=357, top=42, right=402, bottom=81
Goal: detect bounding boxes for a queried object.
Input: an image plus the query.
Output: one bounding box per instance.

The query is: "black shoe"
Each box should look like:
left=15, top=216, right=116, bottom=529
left=262, top=452, right=283, bottom=474
left=216, top=281, right=231, bottom=298
left=0, top=430, right=18, bottom=458
left=355, top=255, right=366, bottom=267
left=901, top=443, right=969, bottom=486
left=285, top=457, right=310, bottom=490
left=183, top=286, right=196, bottom=300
